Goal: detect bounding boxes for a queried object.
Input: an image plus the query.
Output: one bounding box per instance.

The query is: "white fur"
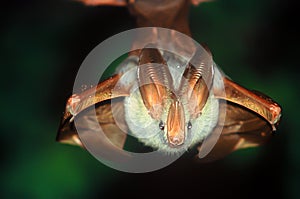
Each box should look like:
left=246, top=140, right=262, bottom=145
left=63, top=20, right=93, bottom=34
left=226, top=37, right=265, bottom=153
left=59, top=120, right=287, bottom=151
left=123, top=63, right=220, bottom=154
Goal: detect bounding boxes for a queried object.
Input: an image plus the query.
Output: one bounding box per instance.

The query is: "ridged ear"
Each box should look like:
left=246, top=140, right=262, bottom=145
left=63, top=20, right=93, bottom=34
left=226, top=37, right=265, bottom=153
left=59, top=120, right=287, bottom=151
left=137, top=44, right=173, bottom=120
left=179, top=46, right=213, bottom=119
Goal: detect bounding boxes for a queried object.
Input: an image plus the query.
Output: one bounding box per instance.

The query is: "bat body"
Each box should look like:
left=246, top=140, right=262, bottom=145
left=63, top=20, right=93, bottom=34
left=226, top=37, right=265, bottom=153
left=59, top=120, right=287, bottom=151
left=57, top=0, right=282, bottom=161
left=123, top=46, right=220, bottom=153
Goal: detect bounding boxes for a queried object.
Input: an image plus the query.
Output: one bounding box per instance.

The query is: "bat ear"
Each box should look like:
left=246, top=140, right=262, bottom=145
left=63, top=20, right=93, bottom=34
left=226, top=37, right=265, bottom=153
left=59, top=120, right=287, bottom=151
left=138, top=43, right=165, bottom=65
left=180, top=45, right=214, bottom=94
left=179, top=45, right=214, bottom=118
left=78, top=0, right=127, bottom=6
left=137, top=44, right=174, bottom=120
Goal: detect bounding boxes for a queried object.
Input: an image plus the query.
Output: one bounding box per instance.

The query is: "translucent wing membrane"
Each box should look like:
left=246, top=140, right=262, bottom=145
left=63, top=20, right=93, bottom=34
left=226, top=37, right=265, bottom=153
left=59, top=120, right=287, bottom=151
left=196, top=101, right=273, bottom=162
left=214, top=77, right=281, bottom=131
left=196, top=77, right=282, bottom=162
left=57, top=74, right=129, bottom=147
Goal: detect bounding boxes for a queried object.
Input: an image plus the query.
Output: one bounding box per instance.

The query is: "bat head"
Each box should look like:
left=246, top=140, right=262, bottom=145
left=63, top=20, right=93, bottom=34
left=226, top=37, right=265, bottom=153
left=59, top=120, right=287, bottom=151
left=123, top=44, right=219, bottom=154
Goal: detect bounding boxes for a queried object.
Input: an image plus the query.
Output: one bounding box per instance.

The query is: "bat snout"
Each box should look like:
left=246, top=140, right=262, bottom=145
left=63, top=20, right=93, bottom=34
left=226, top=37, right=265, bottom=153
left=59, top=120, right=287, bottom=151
left=167, top=99, right=186, bottom=148
left=168, top=135, right=185, bottom=147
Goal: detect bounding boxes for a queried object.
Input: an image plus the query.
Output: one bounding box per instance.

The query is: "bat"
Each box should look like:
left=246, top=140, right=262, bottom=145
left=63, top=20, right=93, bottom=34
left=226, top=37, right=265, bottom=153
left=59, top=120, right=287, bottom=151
left=57, top=0, right=281, bottom=162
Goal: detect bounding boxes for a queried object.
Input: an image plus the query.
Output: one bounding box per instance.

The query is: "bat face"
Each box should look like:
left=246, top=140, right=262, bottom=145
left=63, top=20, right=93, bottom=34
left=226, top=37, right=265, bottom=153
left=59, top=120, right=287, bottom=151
left=123, top=44, right=220, bottom=153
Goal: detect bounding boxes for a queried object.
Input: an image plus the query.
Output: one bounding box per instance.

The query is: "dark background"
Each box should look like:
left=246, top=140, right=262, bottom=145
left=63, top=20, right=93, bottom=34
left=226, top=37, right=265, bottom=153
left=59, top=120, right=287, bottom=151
left=1, top=0, right=299, bottom=198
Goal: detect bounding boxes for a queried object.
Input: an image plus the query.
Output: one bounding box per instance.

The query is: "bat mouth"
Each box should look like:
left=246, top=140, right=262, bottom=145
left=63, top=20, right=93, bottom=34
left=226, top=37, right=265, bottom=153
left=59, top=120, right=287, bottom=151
left=168, top=137, right=184, bottom=148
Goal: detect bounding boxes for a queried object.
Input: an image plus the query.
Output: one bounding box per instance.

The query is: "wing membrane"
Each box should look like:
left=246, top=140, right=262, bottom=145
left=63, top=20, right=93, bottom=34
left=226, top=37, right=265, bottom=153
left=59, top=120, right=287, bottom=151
left=196, top=101, right=273, bottom=162
left=57, top=74, right=129, bottom=147
left=214, top=77, right=281, bottom=131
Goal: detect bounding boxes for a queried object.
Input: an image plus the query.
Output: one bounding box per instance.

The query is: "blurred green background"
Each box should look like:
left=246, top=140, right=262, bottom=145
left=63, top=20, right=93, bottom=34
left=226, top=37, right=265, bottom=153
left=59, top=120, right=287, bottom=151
left=1, top=0, right=299, bottom=198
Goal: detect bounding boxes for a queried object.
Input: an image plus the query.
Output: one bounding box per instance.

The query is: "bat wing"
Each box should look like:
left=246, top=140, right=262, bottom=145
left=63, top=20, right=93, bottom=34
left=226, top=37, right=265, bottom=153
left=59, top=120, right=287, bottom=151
left=197, top=77, right=281, bottom=162
left=57, top=57, right=282, bottom=162
left=56, top=74, right=130, bottom=148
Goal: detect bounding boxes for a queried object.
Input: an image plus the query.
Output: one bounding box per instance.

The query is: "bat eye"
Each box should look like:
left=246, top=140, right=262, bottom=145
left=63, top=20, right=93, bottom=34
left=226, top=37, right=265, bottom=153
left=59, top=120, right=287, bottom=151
left=159, top=120, right=165, bottom=130
left=187, top=121, right=192, bottom=130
